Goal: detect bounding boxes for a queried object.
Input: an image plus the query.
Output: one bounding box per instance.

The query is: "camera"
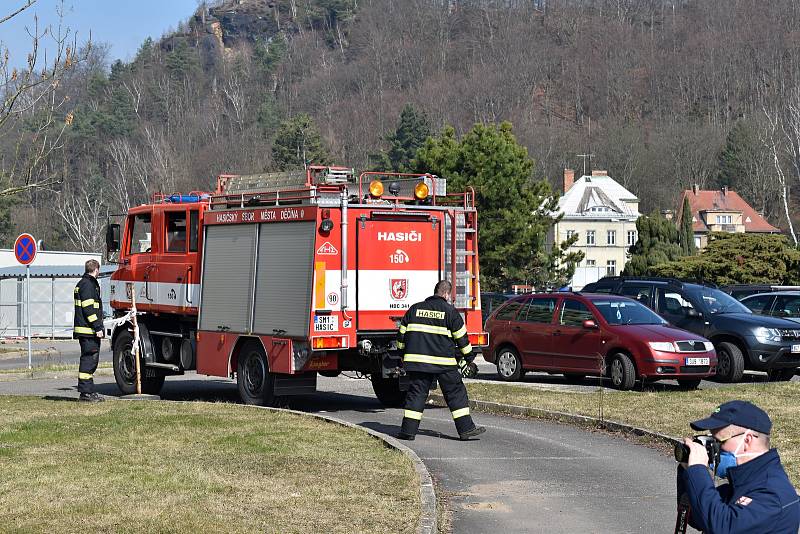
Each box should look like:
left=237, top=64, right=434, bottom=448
left=674, top=435, right=720, bottom=464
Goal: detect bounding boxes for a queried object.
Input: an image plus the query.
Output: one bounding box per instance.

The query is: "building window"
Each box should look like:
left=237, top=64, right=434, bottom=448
left=607, top=230, right=616, bottom=246
left=716, top=215, right=732, bottom=224
left=627, top=230, right=637, bottom=246
left=566, top=229, right=575, bottom=240
left=694, top=236, right=702, bottom=248
left=586, top=230, right=595, bottom=246
left=607, top=260, right=616, bottom=276
left=586, top=259, right=596, bottom=267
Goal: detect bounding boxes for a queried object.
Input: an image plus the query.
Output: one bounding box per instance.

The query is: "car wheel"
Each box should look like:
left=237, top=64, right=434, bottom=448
left=766, top=368, right=795, bottom=382
left=496, top=347, right=523, bottom=381
left=677, top=378, right=702, bottom=390
left=608, top=353, right=636, bottom=390
left=715, top=342, right=745, bottom=383
left=237, top=341, right=277, bottom=406
left=113, top=329, right=165, bottom=395
left=371, top=375, right=408, bottom=408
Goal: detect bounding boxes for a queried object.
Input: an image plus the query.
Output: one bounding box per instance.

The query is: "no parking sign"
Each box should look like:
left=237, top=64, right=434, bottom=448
left=14, top=233, right=37, bottom=265
left=14, top=233, right=36, bottom=369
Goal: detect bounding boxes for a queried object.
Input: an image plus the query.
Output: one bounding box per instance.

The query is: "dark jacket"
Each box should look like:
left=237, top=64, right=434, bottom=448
left=678, top=449, right=800, bottom=533
left=73, top=274, right=103, bottom=338
left=397, top=295, right=473, bottom=373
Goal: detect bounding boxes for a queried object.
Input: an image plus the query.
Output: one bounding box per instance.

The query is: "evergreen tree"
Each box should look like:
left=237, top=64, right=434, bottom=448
left=415, top=122, right=582, bottom=290
left=272, top=114, right=330, bottom=170
left=679, top=196, right=696, bottom=255
left=716, top=120, right=758, bottom=192
left=623, top=212, right=684, bottom=275
left=652, top=233, right=800, bottom=285
left=369, top=104, right=431, bottom=172
left=386, top=104, right=431, bottom=172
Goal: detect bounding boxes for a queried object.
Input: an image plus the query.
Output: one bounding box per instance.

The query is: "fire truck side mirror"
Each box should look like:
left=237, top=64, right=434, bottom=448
left=106, top=223, right=121, bottom=253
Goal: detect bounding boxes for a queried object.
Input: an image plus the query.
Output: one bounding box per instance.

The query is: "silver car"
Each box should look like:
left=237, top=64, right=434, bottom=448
left=741, top=291, right=800, bottom=324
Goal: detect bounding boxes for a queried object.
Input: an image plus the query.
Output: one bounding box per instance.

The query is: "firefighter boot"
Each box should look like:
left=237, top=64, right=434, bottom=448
left=459, top=426, right=486, bottom=441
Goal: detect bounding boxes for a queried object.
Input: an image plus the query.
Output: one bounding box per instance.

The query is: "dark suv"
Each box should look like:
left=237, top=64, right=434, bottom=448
left=483, top=292, right=716, bottom=390
left=582, top=277, right=800, bottom=382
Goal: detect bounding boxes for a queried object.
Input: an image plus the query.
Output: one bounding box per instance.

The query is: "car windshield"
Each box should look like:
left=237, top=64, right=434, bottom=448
left=593, top=299, right=667, bottom=325
left=687, top=287, right=751, bottom=315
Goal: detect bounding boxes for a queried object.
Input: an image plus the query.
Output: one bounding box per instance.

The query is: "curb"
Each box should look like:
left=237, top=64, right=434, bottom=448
left=429, top=393, right=681, bottom=448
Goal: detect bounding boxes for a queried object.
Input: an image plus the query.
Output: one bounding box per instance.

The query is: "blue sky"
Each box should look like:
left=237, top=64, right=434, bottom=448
left=2, top=0, right=199, bottom=68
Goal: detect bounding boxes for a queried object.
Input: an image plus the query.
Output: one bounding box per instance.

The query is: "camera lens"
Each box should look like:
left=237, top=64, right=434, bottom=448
left=674, top=442, right=689, bottom=463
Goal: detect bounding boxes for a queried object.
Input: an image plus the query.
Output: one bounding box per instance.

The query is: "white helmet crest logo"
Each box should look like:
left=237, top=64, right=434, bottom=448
left=391, top=279, right=408, bottom=300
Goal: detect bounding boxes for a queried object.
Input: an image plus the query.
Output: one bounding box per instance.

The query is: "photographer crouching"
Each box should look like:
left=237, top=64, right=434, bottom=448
left=675, top=400, right=799, bottom=533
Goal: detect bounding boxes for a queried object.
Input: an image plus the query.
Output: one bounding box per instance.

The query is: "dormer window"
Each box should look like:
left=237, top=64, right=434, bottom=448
left=587, top=205, right=614, bottom=213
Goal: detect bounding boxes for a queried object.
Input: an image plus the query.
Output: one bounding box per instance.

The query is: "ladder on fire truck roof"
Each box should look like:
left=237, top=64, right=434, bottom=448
left=445, top=210, right=479, bottom=309
left=212, top=167, right=354, bottom=210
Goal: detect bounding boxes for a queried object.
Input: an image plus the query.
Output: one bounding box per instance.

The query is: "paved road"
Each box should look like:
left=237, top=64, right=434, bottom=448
left=1, top=339, right=787, bottom=390
left=0, top=339, right=112, bottom=370
left=0, top=367, right=683, bottom=533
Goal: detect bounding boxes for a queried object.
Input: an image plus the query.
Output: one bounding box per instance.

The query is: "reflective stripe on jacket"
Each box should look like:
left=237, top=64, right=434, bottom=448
left=397, top=295, right=472, bottom=373
left=73, top=274, right=103, bottom=338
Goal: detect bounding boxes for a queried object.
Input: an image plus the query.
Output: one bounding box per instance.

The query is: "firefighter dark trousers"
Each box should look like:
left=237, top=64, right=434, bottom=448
left=78, top=337, right=101, bottom=394
left=400, top=370, right=477, bottom=437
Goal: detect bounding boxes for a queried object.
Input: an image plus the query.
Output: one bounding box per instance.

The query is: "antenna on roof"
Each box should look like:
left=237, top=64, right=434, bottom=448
left=577, top=153, right=594, bottom=176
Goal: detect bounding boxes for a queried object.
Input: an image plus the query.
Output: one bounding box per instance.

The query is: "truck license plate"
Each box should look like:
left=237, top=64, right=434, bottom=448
left=792, top=344, right=800, bottom=353
left=685, top=357, right=710, bottom=366
left=314, top=315, right=338, bottom=332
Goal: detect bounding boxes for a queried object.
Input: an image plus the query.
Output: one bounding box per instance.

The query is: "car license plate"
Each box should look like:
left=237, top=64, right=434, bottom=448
left=792, top=344, right=800, bottom=354
left=685, top=357, right=710, bottom=366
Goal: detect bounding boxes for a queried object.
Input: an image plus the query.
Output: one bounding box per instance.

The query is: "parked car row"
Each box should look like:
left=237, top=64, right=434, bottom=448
left=483, top=291, right=717, bottom=390
left=480, top=277, right=800, bottom=390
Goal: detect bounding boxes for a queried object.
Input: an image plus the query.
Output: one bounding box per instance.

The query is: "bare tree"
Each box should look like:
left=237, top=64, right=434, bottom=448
left=55, top=180, right=107, bottom=251
left=0, top=0, right=88, bottom=196
left=761, top=96, right=798, bottom=245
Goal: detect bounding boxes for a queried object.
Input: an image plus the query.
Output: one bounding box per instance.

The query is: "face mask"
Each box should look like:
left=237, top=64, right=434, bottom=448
left=714, top=432, right=764, bottom=478
left=715, top=451, right=737, bottom=478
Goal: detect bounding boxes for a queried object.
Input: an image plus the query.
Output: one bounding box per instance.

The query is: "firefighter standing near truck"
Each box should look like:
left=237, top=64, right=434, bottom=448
left=73, top=259, right=105, bottom=403
left=397, top=280, right=486, bottom=441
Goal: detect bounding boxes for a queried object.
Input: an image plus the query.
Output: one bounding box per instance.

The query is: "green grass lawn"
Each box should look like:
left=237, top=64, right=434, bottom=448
left=0, top=397, right=418, bottom=533
left=464, top=381, right=800, bottom=484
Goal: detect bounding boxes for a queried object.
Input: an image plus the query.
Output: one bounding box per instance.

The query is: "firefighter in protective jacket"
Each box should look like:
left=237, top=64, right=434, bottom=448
left=73, top=259, right=104, bottom=402
left=396, top=280, right=485, bottom=441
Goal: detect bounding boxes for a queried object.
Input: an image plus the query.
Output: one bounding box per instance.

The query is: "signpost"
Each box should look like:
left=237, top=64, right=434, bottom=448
left=14, top=233, right=37, bottom=369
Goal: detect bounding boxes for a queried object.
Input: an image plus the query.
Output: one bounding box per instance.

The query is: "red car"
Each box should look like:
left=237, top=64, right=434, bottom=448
left=482, top=292, right=717, bottom=390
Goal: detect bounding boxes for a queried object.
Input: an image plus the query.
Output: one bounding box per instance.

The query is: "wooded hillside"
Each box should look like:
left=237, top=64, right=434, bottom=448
left=3, top=0, right=800, bottom=251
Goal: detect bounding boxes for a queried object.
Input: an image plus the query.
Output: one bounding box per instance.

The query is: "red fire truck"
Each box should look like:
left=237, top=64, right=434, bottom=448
left=105, top=166, right=486, bottom=406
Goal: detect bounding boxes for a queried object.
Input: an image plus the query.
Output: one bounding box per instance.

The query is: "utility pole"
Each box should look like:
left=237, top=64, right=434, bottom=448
left=577, top=153, right=594, bottom=176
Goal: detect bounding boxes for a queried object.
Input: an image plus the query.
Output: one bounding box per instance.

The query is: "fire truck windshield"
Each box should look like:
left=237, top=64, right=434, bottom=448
left=129, top=214, right=152, bottom=254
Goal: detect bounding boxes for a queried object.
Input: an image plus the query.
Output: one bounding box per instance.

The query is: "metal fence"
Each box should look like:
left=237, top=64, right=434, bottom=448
left=0, top=275, right=112, bottom=338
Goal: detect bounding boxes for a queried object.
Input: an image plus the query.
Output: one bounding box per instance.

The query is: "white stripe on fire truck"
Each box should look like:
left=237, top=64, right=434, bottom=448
left=322, top=269, right=440, bottom=311
left=109, top=281, right=200, bottom=308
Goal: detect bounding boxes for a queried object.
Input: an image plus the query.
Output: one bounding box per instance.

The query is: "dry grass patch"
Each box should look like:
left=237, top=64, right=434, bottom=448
left=0, top=396, right=418, bottom=533
left=465, top=381, right=800, bottom=484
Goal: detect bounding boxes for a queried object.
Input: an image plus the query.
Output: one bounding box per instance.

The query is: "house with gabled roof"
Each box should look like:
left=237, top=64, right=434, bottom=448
left=547, top=169, right=641, bottom=289
left=676, top=185, right=781, bottom=250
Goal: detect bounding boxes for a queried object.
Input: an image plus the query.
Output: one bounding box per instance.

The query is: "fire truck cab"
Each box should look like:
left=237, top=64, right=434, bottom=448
left=106, top=167, right=486, bottom=407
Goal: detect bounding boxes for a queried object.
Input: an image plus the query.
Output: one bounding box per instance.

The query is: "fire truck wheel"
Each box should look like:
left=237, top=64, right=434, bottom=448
left=370, top=376, right=407, bottom=408
left=237, top=341, right=276, bottom=406
left=113, top=329, right=166, bottom=395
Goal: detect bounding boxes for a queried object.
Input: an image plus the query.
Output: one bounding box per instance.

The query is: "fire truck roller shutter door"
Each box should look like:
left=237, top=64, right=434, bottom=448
left=252, top=221, right=316, bottom=337
left=198, top=224, right=257, bottom=333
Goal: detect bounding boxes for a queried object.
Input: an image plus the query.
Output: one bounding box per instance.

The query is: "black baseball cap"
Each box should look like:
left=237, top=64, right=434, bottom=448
left=690, top=400, right=772, bottom=435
